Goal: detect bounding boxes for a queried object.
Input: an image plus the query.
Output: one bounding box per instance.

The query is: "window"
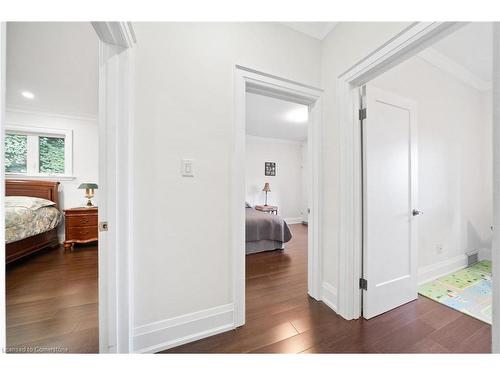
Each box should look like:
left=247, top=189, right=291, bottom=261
left=4, top=125, right=73, bottom=177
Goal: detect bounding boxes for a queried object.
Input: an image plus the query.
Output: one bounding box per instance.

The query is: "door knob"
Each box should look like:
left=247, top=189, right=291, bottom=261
left=412, top=209, right=423, bottom=216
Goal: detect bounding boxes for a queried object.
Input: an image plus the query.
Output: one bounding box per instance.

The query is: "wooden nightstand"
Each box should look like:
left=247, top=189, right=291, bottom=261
left=255, top=205, right=278, bottom=215
left=63, top=207, right=98, bottom=250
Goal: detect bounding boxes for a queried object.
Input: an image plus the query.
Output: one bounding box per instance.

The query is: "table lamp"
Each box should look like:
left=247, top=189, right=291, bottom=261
left=262, top=182, right=271, bottom=206
left=78, top=183, right=98, bottom=207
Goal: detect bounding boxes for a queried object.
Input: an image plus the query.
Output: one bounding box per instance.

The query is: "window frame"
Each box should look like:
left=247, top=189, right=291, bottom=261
left=5, top=124, right=73, bottom=179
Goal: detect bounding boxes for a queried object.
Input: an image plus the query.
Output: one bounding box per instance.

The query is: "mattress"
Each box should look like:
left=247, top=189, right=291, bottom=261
left=245, top=207, right=292, bottom=254
left=5, top=196, right=62, bottom=243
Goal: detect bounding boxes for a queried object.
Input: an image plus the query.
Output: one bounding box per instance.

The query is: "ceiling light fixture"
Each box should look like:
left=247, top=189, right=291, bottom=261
left=21, top=91, right=35, bottom=99
left=285, top=107, right=308, bottom=123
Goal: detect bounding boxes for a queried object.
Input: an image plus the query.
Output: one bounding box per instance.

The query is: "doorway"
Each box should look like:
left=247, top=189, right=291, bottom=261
left=3, top=22, right=100, bottom=353
left=0, top=21, right=135, bottom=353
left=244, top=90, right=311, bottom=325
left=359, top=23, right=493, bottom=327
left=329, top=23, right=495, bottom=354
left=232, top=66, right=323, bottom=327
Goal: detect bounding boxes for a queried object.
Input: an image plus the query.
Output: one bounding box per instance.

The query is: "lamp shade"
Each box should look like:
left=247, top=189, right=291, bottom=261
left=262, top=183, right=271, bottom=192
left=78, top=183, right=98, bottom=189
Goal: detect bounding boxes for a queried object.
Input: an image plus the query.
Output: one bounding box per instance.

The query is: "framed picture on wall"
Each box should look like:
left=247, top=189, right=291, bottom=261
left=265, top=162, right=276, bottom=176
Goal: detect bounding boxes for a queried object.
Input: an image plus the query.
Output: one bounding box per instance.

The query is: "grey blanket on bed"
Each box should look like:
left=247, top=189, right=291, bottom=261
left=245, top=207, right=292, bottom=243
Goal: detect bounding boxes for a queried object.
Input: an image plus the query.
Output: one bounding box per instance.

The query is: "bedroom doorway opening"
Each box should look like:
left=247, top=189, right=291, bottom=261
left=244, top=90, right=310, bottom=325
left=232, top=66, right=323, bottom=329
left=3, top=22, right=100, bottom=353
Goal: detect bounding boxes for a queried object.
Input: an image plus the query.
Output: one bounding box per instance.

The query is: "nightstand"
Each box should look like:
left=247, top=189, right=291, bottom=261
left=255, top=205, right=278, bottom=215
left=63, top=207, right=98, bottom=250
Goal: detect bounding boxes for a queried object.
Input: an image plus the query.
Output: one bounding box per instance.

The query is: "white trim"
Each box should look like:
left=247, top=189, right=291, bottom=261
left=95, top=21, right=135, bottom=354
left=336, top=22, right=464, bottom=321
left=417, top=48, right=492, bottom=91
left=5, top=174, right=75, bottom=181
left=133, top=304, right=234, bottom=353
left=5, top=106, right=98, bottom=122
left=480, top=248, right=492, bottom=261
left=339, top=22, right=465, bottom=86
left=284, top=217, right=304, bottom=225
left=321, top=282, right=338, bottom=312
left=417, top=254, right=468, bottom=285
left=92, top=22, right=136, bottom=49
left=246, top=134, right=306, bottom=146
left=233, top=66, right=323, bottom=329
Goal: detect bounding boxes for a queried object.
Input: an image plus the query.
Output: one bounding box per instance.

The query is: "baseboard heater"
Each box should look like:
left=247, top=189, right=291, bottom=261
left=466, top=250, right=479, bottom=267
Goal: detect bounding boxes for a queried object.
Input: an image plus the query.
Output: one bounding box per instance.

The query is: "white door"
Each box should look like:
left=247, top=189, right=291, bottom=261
left=362, top=85, right=419, bottom=319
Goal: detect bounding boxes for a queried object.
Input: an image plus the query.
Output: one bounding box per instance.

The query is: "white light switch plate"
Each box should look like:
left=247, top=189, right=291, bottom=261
left=182, top=159, right=194, bottom=177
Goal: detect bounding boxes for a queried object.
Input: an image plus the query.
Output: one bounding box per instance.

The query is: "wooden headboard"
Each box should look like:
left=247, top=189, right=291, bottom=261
left=6, top=180, right=60, bottom=209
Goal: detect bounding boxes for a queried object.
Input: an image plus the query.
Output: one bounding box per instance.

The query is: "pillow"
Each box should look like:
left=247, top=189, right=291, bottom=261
left=5, top=196, right=56, bottom=210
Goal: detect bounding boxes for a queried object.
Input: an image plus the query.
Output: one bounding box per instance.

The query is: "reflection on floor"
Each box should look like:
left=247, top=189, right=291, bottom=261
left=6, top=244, right=98, bottom=353
left=419, top=260, right=492, bottom=324
left=164, top=224, right=491, bottom=353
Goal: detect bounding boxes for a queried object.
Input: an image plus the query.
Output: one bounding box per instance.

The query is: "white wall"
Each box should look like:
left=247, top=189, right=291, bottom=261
left=132, top=22, right=321, bottom=344
left=245, top=136, right=305, bottom=222
left=5, top=109, right=99, bottom=240
left=371, top=56, right=493, bottom=274
left=320, top=22, right=413, bottom=294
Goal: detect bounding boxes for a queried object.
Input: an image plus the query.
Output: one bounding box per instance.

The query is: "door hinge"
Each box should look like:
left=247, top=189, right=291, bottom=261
left=99, top=221, right=109, bottom=232
left=359, top=278, right=368, bottom=290
left=359, top=108, right=367, bottom=121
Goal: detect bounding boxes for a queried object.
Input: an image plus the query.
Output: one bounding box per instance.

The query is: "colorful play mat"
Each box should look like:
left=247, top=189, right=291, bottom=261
left=418, top=260, right=492, bottom=324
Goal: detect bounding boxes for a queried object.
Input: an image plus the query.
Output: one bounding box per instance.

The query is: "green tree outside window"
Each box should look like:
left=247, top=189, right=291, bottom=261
left=5, top=134, right=27, bottom=173
left=39, top=136, right=65, bottom=174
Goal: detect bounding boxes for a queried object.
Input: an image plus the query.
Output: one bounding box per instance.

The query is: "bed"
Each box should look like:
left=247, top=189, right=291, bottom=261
left=245, top=205, right=292, bottom=254
left=5, top=180, right=62, bottom=264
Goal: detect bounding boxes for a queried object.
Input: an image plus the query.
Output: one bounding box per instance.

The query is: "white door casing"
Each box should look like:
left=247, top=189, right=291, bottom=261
left=93, top=21, right=135, bottom=353
left=362, top=85, right=418, bottom=319
left=233, top=66, right=323, bottom=327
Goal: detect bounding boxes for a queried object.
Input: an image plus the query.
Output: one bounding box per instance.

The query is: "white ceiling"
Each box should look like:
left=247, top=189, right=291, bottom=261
left=281, top=22, right=338, bottom=40
left=430, top=22, right=492, bottom=83
left=246, top=92, right=308, bottom=142
left=6, top=22, right=98, bottom=118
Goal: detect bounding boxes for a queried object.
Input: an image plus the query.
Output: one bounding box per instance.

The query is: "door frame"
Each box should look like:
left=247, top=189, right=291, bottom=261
left=92, top=21, right=136, bottom=353
left=336, top=22, right=466, bottom=321
left=337, top=21, right=499, bottom=353
left=232, top=65, right=323, bottom=327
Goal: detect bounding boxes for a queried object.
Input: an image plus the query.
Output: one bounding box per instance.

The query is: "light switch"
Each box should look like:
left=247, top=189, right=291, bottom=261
left=182, top=159, right=194, bottom=177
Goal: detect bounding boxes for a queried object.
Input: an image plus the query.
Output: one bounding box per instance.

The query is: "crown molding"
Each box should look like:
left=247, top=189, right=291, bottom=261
left=246, top=134, right=306, bottom=145
left=92, top=22, right=136, bottom=49
left=281, top=22, right=338, bottom=41
left=417, top=47, right=492, bottom=91
left=5, top=105, right=98, bottom=122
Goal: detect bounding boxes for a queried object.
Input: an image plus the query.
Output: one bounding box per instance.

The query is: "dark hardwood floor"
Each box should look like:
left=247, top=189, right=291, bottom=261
left=6, top=244, right=98, bottom=353
left=164, top=224, right=491, bottom=354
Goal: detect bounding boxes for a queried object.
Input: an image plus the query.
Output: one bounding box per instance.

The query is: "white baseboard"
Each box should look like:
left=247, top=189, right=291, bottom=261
left=480, top=248, right=492, bottom=261
left=133, top=303, right=234, bottom=353
left=284, top=217, right=304, bottom=225
left=321, top=281, right=338, bottom=312
left=418, top=254, right=468, bottom=285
